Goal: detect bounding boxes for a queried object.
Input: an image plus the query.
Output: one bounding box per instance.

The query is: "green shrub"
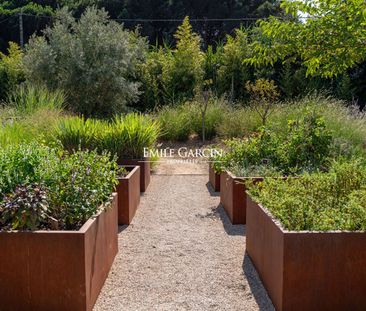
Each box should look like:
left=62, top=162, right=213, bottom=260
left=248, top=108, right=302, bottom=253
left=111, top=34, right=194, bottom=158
left=47, top=150, right=118, bottom=229
left=214, top=111, right=334, bottom=175
left=0, top=144, right=118, bottom=231
left=190, top=97, right=228, bottom=140
left=0, top=107, right=63, bottom=148
left=156, top=98, right=229, bottom=141
left=247, top=158, right=366, bottom=231
left=104, top=113, right=160, bottom=159
left=137, top=47, right=166, bottom=110
left=24, top=7, right=147, bottom=117
left=0, top=143, right=59, bottom=198
left=0, top=42, right=25, bottom=101
left=269, top=94, right=366, bottom=151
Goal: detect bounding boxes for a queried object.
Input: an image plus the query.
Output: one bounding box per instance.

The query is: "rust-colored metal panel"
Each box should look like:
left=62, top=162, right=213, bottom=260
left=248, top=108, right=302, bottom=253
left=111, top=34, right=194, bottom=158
left=0, top=194, right=118, bottom=311
left=220, top=171, right=247, bottom=224
left=118, top=158, right=150, bottom=192
left=246, top=195, right=366, bottom=311
left=246, top=195, right=284, bottom=311
left=116, top=165, right=141, bottom=225
left=84, top=194, right=118, bottom=310
left=209, top=164, right=220, bottom=192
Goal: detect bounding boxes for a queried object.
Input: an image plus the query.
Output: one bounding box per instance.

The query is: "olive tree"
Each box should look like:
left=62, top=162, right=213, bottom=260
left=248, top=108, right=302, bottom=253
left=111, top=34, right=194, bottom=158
left=24, top=7, right=147, bottom=117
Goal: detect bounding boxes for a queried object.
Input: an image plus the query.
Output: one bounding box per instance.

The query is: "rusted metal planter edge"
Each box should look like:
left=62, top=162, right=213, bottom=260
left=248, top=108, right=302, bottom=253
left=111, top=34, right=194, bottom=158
left=208, top=164, right=221, bottom=192
left=117, top=165, right=141, bottom=225
left=118, top=158, right=150, bottom=192
left=0, top=194, right=119, bottom=311
left=246, top=194, right=366, bottom=311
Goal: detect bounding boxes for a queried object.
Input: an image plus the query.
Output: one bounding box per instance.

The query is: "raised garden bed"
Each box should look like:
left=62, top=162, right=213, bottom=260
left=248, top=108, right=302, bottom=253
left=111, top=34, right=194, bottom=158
left=246, top=194, right=366, bottom=311
left=117, top=165, right=141, bottom=225
left=220, top=171, right=262, bottom=224
left=209, top=163, right=220, bottom=192
left=0, top=194, right=118, bottom=311
left=118, top=158, right=150, bottom=192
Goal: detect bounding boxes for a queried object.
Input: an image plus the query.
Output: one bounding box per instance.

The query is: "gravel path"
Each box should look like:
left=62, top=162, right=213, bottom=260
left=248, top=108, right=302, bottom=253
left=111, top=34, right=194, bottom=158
left=94, top=173, right=274, bottom=310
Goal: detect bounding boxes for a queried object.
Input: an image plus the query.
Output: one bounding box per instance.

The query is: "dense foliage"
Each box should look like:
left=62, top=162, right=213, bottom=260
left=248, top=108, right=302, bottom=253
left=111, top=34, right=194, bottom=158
left=55, top=113, right=161, bottom=159
left=247, top=159, right=366, bottom=231
left=213, top=111, right=337, bottom=176
left=0, top=0, right=281, bottom=50
left=247, top=0, right=366, bottom=78
left=0, top=143, right=118, bottom=230
left=24, top=7, right=146, bottom=117
left=0, top=42, right=24, bottom=101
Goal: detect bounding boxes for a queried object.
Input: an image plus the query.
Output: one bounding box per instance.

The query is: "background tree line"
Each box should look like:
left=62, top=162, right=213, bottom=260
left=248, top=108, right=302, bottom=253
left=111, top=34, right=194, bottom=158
left=1, top=1, right=366, bottom=116
left=0, top=0, right=281, bottom=51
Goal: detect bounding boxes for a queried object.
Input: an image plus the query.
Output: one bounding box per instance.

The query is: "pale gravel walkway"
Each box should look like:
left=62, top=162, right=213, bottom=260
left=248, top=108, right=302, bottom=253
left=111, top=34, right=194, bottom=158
left=94, top=172, right=274, bottom=310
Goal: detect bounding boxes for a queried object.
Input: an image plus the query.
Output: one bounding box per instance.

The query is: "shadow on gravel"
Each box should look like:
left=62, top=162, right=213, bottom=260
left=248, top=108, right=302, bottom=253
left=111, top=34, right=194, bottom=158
left=243, top=253, right=275, bottom=311
left=196, top=204, right=245, bottom=236
left=118, top=225, right=128, bottom=233
left=206, top=182, right=220, bottom=197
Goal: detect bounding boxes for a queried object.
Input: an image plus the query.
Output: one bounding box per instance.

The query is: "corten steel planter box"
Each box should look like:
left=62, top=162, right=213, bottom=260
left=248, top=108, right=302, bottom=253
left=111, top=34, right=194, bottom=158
left=117, top=165, right=141, bottom=225
left=0, top=194, right=118, bottom=311
left=209, top=164, right=220, bottom=192
left=118, top=158, right=150, bottom=192
left=220, top=171, right=262, bottom=224
left=246, top=195, right=366, bottom=311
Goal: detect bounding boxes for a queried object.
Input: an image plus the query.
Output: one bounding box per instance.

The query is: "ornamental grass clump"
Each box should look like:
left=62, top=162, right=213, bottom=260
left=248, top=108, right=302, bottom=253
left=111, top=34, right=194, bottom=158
left=55, top=116, right=106, bottom=152
left=0, top=143, right=118, bottom=231
left=247, top=159, right=366, bottom=231
left=102, top=113, right=160, bottom=159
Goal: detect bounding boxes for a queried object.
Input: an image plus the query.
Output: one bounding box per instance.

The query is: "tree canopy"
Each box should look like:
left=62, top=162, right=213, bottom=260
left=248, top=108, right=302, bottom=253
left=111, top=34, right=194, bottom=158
left=247, top=0, right=366, bottom=78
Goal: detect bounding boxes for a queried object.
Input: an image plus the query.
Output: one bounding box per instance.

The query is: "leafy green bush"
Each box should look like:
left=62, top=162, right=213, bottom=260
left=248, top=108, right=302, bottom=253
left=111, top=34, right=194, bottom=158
left=0, top=143, right=118, bottom=231
left=0, top=42, right=25, bottom=101
left=0, top=143, right=58, bottom=198
left=214, top=111, right=334, bottom=176
left=47, top=150, right=118, bottom=229
left=269, top=94, right=366, bottom=151
left=24, top=7, right=146, bottom=117
left=247, top=159, right=366, bottom=231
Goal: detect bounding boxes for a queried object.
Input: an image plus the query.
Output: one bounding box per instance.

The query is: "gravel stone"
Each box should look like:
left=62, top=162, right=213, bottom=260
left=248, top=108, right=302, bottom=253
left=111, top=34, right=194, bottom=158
left=94, top=172, right=274, bottom=311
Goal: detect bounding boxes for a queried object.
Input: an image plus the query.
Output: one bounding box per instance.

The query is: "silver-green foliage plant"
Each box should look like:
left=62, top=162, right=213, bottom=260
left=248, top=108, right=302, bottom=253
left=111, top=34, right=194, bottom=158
left=24, top=7, right=147, bottom=117
left=247, top=158, right=366, bottom=231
